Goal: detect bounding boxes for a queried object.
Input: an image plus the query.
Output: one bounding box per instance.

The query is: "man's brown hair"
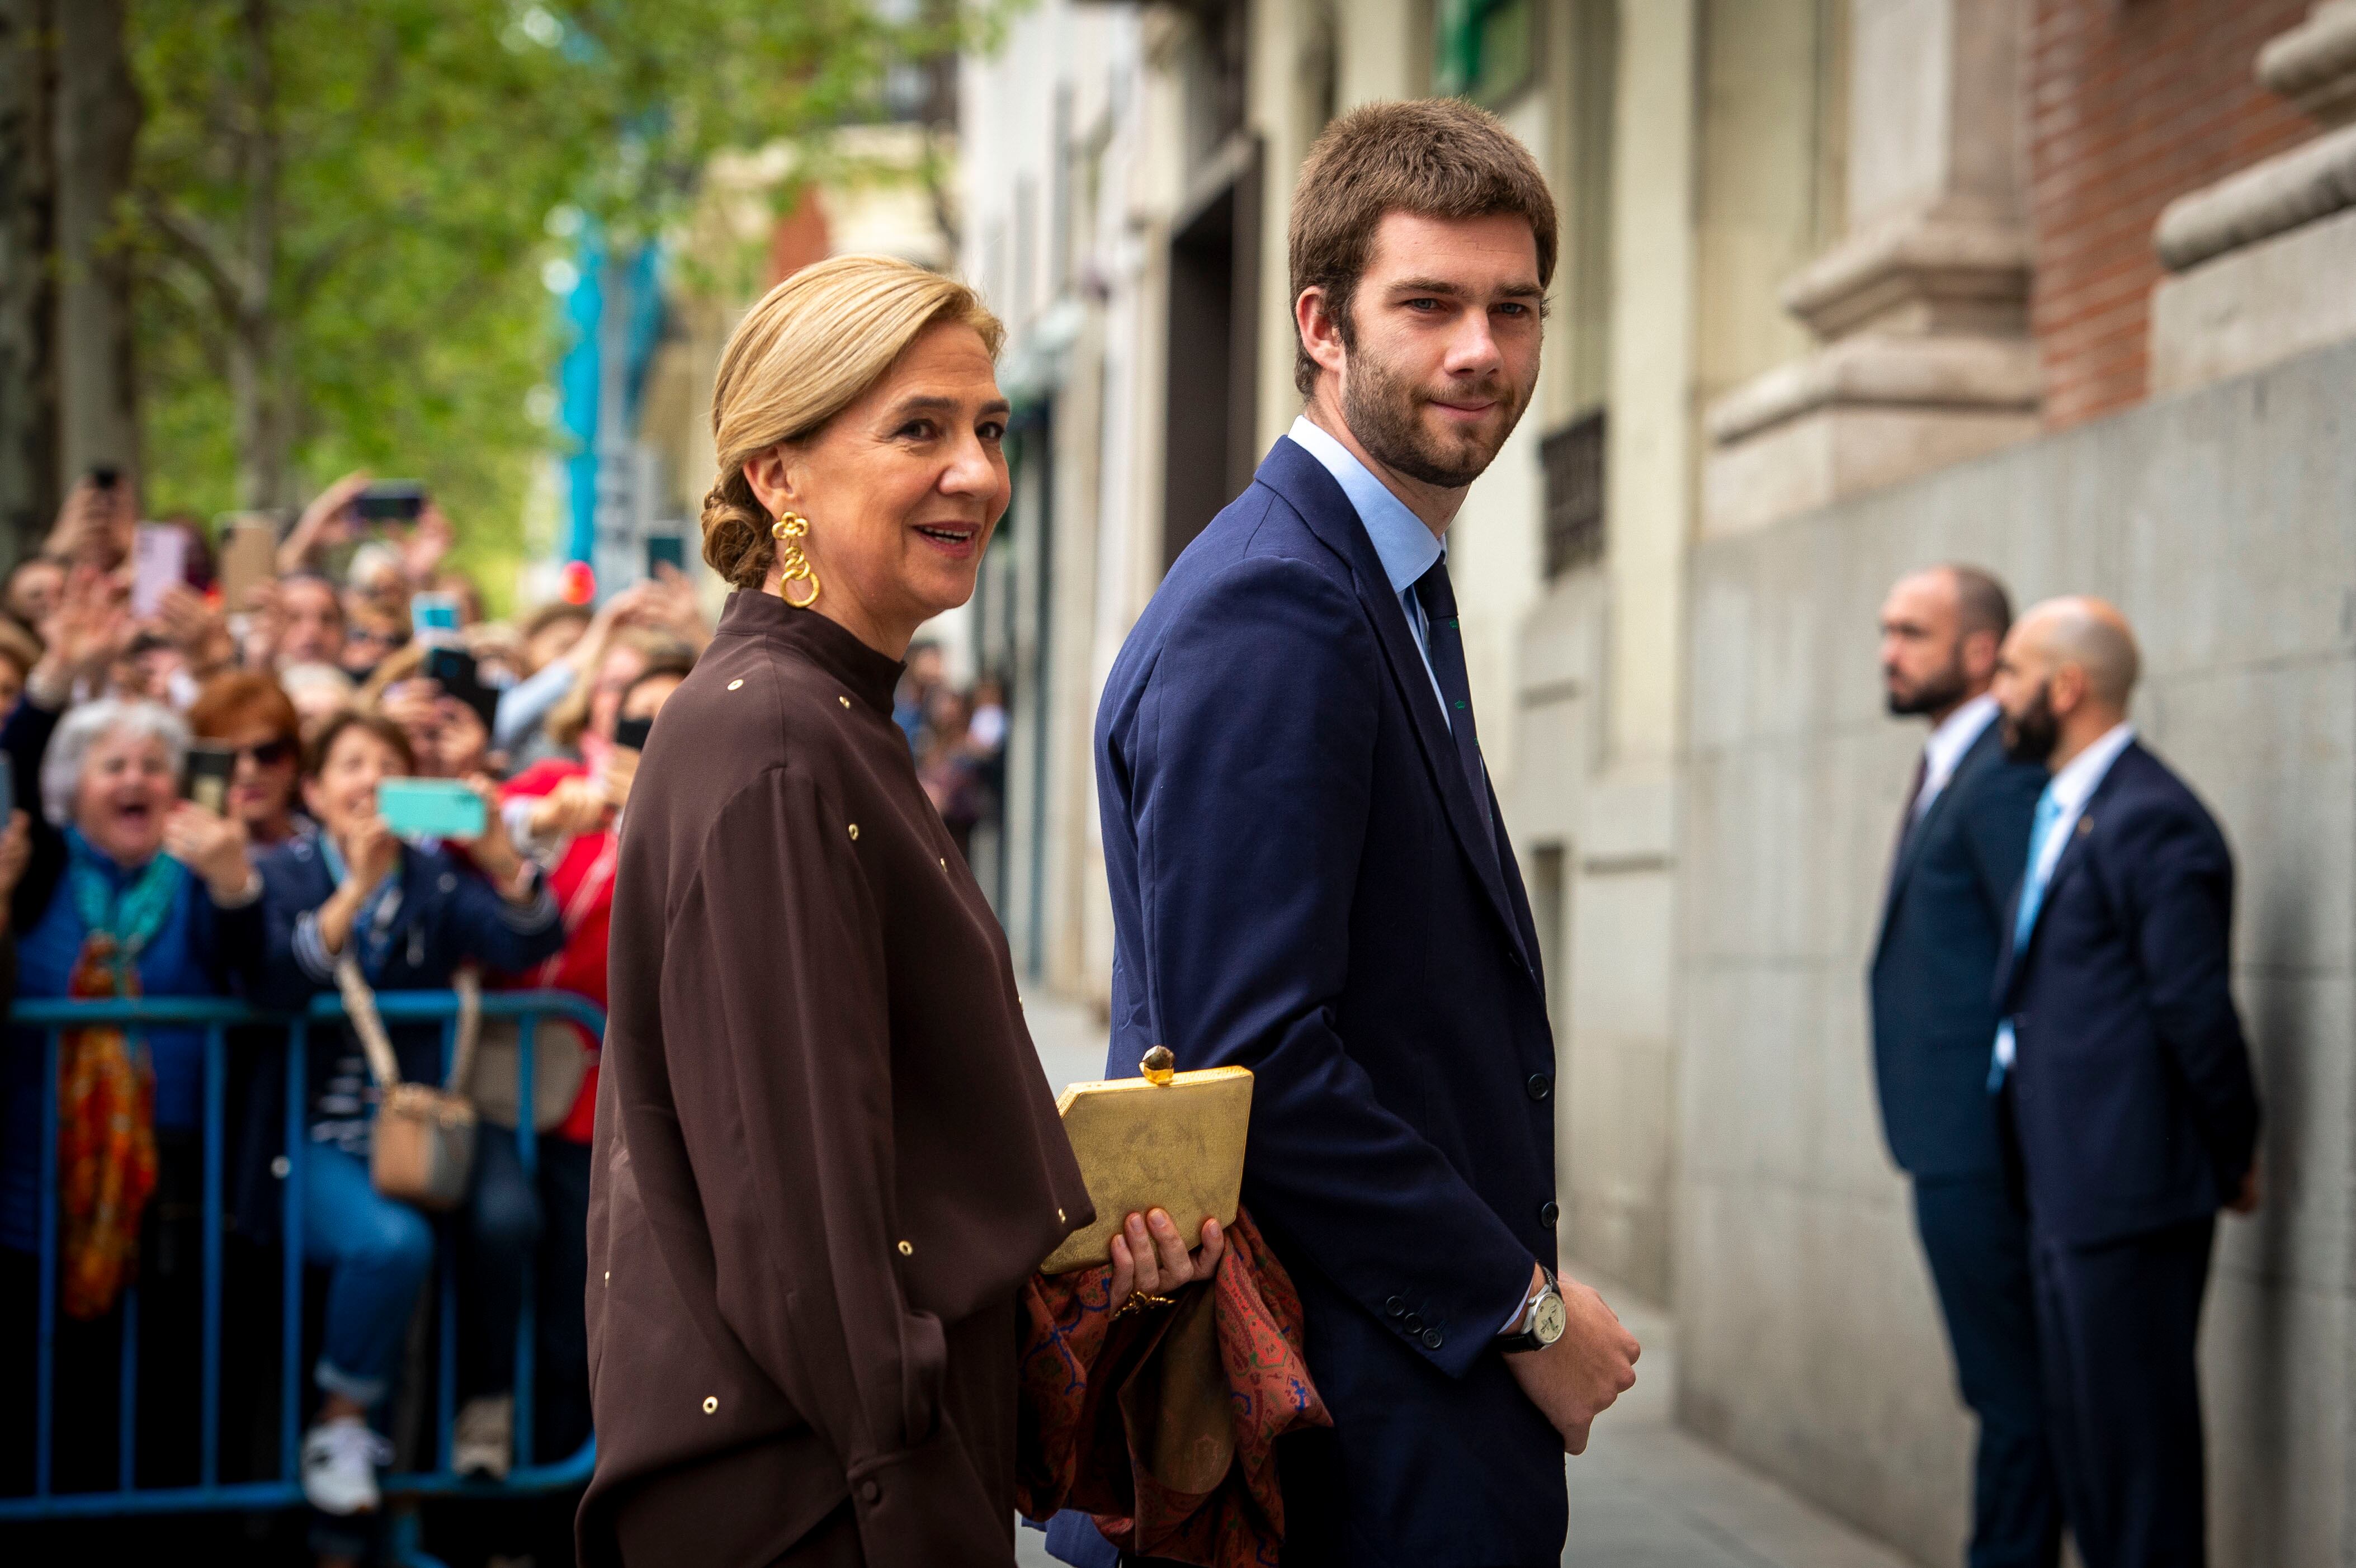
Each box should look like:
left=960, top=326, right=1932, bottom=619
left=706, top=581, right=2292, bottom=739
left=1288, top=98, right=1559, bottom=398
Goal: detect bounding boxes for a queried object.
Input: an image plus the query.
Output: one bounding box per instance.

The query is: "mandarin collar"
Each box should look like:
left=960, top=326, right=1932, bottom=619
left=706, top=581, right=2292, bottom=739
left=714, top=590, right=906, bottom=717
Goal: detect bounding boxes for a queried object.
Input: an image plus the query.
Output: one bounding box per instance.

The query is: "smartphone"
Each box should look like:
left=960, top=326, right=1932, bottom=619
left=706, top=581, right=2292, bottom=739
left=646, top=533, right=686, bottom=577
left=423, top=644, right=499, bottom=731
left=184, top=743, right=237, bottom=816
left=220, top=519, right=278, bottom=611
left=357, top=481, right=427, bottom=523
left=410, top=591, right=461, bottom=639
left=131, top=522, right=190, bottom=618
left=90, top=466, right=120, bottom=492
left=377, top=777, right=486, bottom=842
left=612, top=714, right=654, bottom=752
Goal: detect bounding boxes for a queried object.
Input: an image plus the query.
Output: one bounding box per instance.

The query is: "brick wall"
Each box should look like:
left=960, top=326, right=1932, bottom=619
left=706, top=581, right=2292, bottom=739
left=2027, top=0, right=2315, bottom=428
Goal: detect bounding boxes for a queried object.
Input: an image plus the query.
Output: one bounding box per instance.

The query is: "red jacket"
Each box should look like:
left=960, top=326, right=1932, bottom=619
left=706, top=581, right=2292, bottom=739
left=500, top=757, right=616, bottom=1144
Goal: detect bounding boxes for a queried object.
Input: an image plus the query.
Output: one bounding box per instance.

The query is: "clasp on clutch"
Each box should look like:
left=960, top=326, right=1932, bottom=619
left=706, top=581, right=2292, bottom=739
left=1141, top=1045, right=1176, bottom=1085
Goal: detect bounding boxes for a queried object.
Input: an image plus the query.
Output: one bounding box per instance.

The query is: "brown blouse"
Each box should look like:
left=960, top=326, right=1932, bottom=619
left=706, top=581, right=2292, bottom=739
left=579, top=591, right=1093, bottom=1567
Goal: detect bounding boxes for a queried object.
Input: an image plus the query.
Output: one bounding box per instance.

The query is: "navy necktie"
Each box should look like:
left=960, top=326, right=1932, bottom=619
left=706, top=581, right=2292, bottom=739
left=1411, top=559, right=1497, bottom=865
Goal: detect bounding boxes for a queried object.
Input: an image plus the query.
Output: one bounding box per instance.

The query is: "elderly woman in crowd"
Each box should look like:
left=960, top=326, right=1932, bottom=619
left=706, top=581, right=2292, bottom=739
left=253, top=711, right=563, bottom=1522
left=0, top=689, right=262, bottom=1493
left=579, top=254, right=1220, bottom=1568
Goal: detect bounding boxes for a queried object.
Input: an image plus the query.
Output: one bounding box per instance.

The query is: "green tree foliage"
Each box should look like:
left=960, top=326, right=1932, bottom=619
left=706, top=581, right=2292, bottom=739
left=128, top=0, right=971, bottom=602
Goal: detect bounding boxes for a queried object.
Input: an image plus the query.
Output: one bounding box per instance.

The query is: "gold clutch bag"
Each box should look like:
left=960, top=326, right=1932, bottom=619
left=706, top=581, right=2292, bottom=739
left=1040, top=1047, right=1253, bottom=1274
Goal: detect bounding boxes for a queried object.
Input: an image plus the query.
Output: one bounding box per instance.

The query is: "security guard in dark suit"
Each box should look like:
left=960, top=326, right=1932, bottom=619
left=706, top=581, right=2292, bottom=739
left=1869, top=566, right=2060, bottom=1568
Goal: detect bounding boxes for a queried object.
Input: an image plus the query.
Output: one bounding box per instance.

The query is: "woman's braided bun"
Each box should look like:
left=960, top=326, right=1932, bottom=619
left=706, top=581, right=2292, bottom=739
left=701, top=256, right=1005, bottom=593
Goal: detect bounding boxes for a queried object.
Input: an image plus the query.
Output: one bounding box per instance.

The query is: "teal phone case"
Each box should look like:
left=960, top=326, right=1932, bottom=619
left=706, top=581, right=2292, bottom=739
left=377, top=778, right=485, bottom=840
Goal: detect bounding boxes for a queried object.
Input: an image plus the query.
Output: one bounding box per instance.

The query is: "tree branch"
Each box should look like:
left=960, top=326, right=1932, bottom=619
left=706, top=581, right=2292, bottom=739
left=136, top=192, right=256, bottom=322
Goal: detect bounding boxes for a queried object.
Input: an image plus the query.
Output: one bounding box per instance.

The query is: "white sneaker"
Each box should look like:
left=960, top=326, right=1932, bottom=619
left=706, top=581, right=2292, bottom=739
left=301, top=1415, right=391, bottom=1514
left=454, top=1393, right=513, bottom=1481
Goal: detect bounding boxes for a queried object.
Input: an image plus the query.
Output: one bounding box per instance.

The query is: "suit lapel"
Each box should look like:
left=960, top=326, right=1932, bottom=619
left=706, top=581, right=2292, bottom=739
left=1254, top=438, right=1532, bottom=969
left=1875, top=720, right=2000, bottom=960
left=1997, top=743, right=2137, bottom=1004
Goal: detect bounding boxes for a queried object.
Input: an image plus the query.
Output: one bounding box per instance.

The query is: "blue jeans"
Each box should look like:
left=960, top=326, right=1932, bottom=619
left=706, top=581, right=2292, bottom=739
left=457, top=1123, right=543, bottom=1399
left=302, top=1144, right=434, bottom=1408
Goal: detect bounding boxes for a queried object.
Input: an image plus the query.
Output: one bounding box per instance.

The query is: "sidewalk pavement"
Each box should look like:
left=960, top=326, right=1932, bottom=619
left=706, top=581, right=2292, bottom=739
left=1018, top=991, right=1921, bottom=1568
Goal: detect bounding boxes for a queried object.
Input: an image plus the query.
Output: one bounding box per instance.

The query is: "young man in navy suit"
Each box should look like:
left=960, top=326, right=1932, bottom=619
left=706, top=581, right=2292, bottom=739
left=1989, top=598, right=2263, bottom=1568
left=1084, top=100, right=1639, bottom=1567
left=1870, top=565, right=2060, bottom=1568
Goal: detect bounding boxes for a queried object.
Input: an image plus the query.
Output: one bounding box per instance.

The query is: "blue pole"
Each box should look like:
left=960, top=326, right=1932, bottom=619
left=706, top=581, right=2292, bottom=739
left=201, top=1024, right=224, bottom=1486
left=281, top=1022, right=307, bottom=1484
left=514, top=1011, right=539, bottom=1468
left=36, top=1029, right=58, bottom=1497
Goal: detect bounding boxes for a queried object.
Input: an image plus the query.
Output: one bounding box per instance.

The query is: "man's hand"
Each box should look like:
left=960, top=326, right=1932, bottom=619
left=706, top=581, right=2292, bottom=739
left=1503, top=1265, right=1640, bottom=1456
left=2228, top=1157, right=2262, bottom=1215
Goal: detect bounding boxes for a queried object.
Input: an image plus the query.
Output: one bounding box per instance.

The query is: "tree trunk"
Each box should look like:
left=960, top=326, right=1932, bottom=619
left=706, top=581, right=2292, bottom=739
left=52, top=0, right=140, bottom=498
left=235, top=0, right=284, bottom=510
left=0, top=0, right=58, bottom=561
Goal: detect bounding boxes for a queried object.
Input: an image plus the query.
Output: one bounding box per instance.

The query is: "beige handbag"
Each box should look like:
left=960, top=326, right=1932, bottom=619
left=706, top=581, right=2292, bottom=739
left=339, top=955, right=480, bottom=1211
left=467, top=834, right=608, bottom=1132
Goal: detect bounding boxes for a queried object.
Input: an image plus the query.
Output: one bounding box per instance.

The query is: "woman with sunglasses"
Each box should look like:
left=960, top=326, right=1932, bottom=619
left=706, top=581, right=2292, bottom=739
left=188, top=672, right=308, bottom=848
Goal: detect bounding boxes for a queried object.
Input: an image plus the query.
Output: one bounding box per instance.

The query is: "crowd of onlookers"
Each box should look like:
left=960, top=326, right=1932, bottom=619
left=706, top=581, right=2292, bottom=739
left=0, top=473, right=998, bottom=1564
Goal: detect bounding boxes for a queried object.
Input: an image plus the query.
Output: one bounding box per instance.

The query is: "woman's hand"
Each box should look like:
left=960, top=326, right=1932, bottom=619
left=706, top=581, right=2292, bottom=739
left=31, top=564, right=131, bottom=706
left=164, top=800, right=256, bottom=902
left=1106, top=1209, right=1226, bottom=1309
left=454, top=773, right=535, bottom=900
left=527, top=774, right=611, bottom=844
left=0, top=810, right=31, bottom=925
left=155, top=585, right=235, bottom=675
left=278, top=470, right=370, bottom=574
left=343, top=815, right=402, bottom=894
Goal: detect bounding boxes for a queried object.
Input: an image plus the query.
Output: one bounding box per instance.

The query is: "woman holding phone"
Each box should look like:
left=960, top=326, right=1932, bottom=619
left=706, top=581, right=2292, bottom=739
left=252, top=711, right=564, bottom=1523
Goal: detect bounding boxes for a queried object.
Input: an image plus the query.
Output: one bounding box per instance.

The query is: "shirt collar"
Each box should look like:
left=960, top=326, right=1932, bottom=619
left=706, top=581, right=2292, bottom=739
left=1921, top=693, right=1999, bottom=787
left=1288, top=414, right=1444, bottom=596
left=2048, top=721, right=2137, bottom=813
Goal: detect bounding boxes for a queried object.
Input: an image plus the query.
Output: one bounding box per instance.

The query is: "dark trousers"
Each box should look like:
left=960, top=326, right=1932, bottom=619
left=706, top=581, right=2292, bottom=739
left=1914, top=1176, right=2062, bottom=1568
left=2029, top=1217, right=2216, bottom=1568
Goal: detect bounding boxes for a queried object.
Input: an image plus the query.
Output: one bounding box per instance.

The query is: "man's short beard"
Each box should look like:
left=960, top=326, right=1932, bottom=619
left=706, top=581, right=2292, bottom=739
left=1886, top=653, right=1971, bottom=717
left=2001, top=681, right=2060, bottom=765
left=1337, top=316, right=1529, bottom=489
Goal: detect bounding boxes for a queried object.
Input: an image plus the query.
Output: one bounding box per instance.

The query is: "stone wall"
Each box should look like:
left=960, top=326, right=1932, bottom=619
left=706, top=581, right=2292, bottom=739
left=1675, top=339, right=2356, bottom=1565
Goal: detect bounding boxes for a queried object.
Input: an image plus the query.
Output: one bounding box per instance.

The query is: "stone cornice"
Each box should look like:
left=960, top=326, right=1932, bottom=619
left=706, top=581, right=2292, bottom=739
left=2155, top=121, right=2356, bottom=272
left=1779, top=209, right=2032, bottom=341
left=2258, top=1, right=2356, bottom=126
left=1705, top=333, right=2042, bottom=446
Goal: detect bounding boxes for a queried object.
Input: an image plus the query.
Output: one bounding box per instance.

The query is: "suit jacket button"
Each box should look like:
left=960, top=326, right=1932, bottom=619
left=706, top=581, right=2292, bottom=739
left=1526, top=1073, right=1553, bottom=1102
left=1422, top=1327, right=1444, bottom=1350
left=858, top=1479, right=881, bottom=1504
left=1403, top=1312, right=1424, bottom=1334
left=1385, top=1296, right=1406, bottom=1318
left=1539, top=1200, right=1561, bottom=1229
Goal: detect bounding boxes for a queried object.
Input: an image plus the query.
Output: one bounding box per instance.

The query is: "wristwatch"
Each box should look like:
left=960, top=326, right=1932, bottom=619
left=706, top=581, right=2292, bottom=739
left=1497, top=1267, right=1567, bottom=1354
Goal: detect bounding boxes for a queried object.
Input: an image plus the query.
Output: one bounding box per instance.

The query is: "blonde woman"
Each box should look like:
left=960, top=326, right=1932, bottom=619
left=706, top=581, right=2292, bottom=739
left=578, top=257, right=1221, bottom=1567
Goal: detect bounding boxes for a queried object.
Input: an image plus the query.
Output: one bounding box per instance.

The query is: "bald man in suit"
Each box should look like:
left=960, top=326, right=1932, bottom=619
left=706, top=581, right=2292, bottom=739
left=1988, top=598, right=2261, bottom=1568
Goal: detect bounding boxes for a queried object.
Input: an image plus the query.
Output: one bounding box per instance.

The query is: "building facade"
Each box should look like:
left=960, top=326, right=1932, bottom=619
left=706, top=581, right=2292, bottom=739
left=962, top=3, right=2356, bottom=1562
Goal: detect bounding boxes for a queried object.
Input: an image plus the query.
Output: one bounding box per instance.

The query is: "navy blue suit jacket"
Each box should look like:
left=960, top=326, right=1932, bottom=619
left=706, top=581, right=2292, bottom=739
left=1869, top=721, right=2046, bottom=1178
left=1094, top=436, right=1563, bottom=1564
left=1996, top=742, right=2261, bottom=1246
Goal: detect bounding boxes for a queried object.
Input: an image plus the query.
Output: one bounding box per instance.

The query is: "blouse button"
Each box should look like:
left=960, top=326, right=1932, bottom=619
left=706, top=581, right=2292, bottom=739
left=701, top=1395, right=717, bottom=1414
left=896, top=1240, right=913, bottom=1257
left=848, top=823, right=860, bottom=840
left=726, top=678, right=744, bottom=691
left=1057, top=1208, right=1066, bottom=1224
left=838, top=696, right=851, bottom=708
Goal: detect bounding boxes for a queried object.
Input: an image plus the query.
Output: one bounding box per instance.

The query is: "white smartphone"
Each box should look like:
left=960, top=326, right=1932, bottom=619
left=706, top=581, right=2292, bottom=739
left=131, top=523, right=189, bottom=618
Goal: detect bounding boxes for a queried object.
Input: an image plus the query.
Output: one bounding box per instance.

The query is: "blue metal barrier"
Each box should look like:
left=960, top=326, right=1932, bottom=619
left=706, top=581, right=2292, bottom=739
left=0, top=989, right=602, bottom=1526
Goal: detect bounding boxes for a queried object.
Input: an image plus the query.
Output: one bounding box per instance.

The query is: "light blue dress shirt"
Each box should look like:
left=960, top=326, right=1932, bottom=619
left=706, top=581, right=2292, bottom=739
left=1287, top=414, right=1453, bottom=729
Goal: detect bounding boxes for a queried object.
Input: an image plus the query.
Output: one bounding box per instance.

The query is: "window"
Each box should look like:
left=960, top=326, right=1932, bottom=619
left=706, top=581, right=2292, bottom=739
left=1541, top=410, right=1606, bottom=578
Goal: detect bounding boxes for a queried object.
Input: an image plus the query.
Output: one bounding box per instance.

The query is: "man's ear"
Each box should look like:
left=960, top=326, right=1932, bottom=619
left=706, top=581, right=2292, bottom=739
left=1296, top=286, right=1349, bottom=381
left=1960, top=627, right=2000, bottom=684
left=2048, top=662, right=2089, bottom=719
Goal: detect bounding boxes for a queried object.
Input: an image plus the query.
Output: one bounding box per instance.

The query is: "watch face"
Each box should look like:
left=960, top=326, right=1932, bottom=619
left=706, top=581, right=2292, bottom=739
left=1533, top=1291, right=1569, bottom=1345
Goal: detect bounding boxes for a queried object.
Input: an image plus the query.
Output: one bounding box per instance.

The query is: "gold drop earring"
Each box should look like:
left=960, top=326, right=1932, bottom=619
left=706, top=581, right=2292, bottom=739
left=773, top=511, right=821, bottom=608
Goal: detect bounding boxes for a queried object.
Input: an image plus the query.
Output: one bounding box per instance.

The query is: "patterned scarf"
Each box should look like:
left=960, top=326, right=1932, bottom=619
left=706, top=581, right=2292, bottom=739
left=56, top=828, right=187, bottom=1320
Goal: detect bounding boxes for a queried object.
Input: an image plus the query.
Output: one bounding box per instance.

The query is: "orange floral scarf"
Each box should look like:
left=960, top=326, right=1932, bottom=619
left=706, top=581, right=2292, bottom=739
left=56, top=932, right=158, bottom=1320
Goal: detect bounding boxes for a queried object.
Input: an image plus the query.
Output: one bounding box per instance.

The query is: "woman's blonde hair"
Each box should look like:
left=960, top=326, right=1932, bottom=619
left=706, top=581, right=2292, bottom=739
left=700, top=254, right=1004, bottom=590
